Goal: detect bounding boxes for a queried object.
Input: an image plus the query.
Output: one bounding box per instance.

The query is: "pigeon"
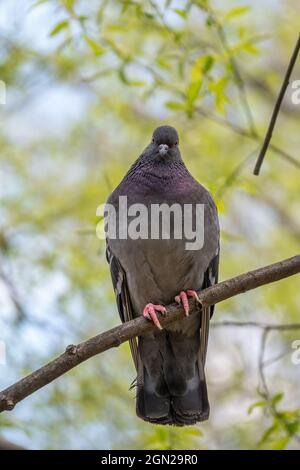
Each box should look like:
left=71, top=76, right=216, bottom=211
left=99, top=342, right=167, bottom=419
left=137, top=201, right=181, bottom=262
left=106, top=125, right=220, bottom=425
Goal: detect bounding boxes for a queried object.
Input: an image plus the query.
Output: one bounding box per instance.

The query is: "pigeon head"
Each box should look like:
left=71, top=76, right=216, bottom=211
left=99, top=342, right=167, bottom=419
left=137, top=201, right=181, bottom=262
left=151, top=126, right=180, bottom=161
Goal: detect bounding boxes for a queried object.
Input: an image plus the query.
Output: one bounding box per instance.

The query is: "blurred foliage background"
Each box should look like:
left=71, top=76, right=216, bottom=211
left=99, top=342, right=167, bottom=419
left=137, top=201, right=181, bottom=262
left=0, top=0, right=300, bottom=450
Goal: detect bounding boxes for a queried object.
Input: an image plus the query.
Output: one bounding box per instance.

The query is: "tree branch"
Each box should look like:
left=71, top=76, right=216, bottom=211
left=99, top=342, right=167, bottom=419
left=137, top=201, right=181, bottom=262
left=0, top=255, right=299, bottom=413
left=0, top=437, right=25, bottom=450
left=253, top=33, right=300, bottom=175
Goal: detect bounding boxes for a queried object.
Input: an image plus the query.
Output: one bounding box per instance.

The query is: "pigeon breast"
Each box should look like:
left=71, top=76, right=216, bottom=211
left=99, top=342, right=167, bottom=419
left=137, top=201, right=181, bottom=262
left=107, top=159, right=219, bottom=323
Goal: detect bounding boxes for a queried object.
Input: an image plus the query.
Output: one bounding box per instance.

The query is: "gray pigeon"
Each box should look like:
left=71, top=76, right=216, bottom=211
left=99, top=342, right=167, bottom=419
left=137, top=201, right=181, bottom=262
left=106, top=125, right=220, bottom=425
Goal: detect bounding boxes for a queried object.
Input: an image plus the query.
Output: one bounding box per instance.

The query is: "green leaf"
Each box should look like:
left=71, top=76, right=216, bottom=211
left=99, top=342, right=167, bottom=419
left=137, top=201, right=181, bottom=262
left=186, top=80, right=202, bottom=107
left=29, top=0, right=50, bottom=11
left=118, top=68, right=144, bottom=86
left=191, top=55, right=214, bottom=80
left=206, top=15, right=215, bottom=27
left=156, top=57, right=171, bottom=70
left=228, top=40, right=259, bottom=57
left=118, top=68, right=127, bottom=84
left=62, top=0, right=75, bottom=11
left=259, top=424, right=278, bottom=446
left=142, top=12, right=155, bottom=19
left=83, top=36, right=104, bottom=56
left=178, top=59, right=185, bottom=79
left=106, top=24, right=126, bottom=32
left=127, top=80, right=145, bottom=87
left=271, top=392, right=284, bottom=406
left=208, top=75, right=230, bottom=113
left=243, top=42, right=259, bottom=55
left=165, top=101, right=186, bottom=111
left=135, top=4, right=142, bottom=18
left=78, top=15, right=88, bottom=24
left=271, top=437, right=290, bottom=450
left=184, top=54, right=215, bottom=115
left=248, top=400, right=266, bottom=415
left=285, top=420, right=300, bottom=435
left=224, top=6, right=250, bottom=21
left=202, top=55, right=215, bottom=73
left=174, top=8, right=187, bottom=18
left=49, top=20, right=69, bottom=37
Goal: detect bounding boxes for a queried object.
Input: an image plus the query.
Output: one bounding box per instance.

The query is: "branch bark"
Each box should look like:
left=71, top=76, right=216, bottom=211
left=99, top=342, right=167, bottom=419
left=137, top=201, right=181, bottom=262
left=0, top=437, right=25, bottom=450
left=0, top=254, right=299, bottom=413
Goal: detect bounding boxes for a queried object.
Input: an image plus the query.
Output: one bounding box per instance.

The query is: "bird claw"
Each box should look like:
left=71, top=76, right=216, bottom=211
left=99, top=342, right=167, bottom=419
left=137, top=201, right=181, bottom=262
left=175, top=290, right=201, bottom=316
left=143, top=303, right=167, bottom=330
left=187, top=290, right=201, bottom=304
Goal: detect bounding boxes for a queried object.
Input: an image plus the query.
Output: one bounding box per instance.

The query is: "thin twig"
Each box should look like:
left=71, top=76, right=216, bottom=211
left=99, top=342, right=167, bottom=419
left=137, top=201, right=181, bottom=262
left=262, top=348, right=292, bottom=368
left=198, top=3, right=257, bottom=135
left=257, top=325, right=300, bottom=444
left=251, top=192, right=300, bottom=242
left=216, top=147, right=258, bottom=198
left=254, top=34, right=300, bottom=175
left=258, top=328, right=270, bottom=396
left=212, top=320, right=300, bottom=331
left=0, top=262, right=27, bottom=322
left=216, top=23, right=257, bottom=136
left=196, top=106, right=300, bottom=170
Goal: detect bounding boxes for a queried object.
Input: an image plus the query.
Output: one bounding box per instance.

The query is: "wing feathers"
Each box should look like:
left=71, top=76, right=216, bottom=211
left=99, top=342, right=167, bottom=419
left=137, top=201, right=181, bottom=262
left=106, top=244, right=138, bottom=371
left=200, top=251, right=220, bottom=364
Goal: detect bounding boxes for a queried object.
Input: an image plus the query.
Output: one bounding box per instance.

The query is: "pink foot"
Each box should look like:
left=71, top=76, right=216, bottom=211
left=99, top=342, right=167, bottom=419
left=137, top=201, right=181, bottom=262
left=175, top=290, right=201, bottom=316
left=143, top=303, right=167, bottom=330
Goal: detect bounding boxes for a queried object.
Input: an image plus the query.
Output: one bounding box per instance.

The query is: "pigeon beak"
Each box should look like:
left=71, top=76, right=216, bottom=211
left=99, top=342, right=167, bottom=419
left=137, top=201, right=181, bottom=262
left=158, top=144, right=169, bottom=157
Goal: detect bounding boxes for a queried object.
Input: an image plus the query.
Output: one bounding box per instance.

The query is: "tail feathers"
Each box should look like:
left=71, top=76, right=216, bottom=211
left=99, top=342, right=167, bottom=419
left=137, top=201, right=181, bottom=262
left=136, top=361, right=209, bottom=426
left=171, top=376, right=209, bottom=425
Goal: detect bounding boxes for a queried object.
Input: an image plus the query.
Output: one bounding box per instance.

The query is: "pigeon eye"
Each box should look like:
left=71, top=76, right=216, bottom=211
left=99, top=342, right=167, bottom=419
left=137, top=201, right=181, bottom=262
left=174, top=141, right=178, bottom=146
